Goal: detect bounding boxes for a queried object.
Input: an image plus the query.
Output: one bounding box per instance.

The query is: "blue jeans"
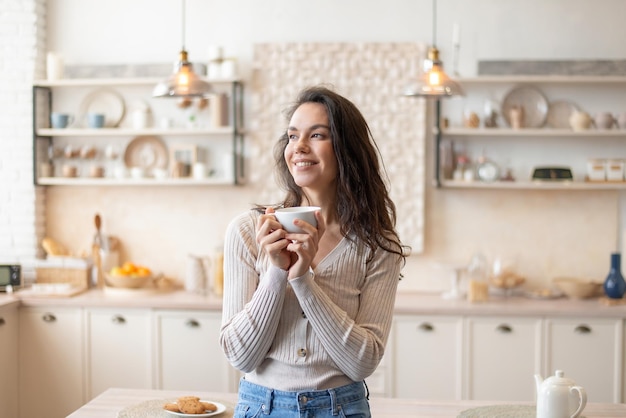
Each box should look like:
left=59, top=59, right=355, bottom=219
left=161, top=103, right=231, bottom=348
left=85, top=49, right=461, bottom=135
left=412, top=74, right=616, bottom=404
left=233, top=378, right=371, bottom=418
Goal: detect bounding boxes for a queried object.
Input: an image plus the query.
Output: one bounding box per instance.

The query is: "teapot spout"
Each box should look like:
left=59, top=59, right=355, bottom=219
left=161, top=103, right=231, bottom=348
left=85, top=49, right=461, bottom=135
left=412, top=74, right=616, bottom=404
left=534, top=374, right=543, bottom=394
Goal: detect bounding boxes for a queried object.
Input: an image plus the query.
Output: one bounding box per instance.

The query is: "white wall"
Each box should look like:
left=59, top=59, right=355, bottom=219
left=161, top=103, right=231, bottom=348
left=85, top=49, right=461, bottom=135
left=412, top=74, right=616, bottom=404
left=47, top=0, right=626, bottom=75
left=5, top=0, right=625, bottom=291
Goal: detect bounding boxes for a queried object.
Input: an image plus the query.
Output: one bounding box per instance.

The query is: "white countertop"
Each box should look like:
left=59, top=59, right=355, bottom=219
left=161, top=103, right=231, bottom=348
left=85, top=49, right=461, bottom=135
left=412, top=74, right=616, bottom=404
left=67, top=388, right=626, bottom=418
left=3, top=288, right=626, bottom=318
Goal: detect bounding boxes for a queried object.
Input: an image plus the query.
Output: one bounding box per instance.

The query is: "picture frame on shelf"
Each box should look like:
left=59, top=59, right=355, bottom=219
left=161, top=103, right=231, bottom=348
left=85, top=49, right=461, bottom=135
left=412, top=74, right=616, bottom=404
left=169, top=144, right=197, bottom=178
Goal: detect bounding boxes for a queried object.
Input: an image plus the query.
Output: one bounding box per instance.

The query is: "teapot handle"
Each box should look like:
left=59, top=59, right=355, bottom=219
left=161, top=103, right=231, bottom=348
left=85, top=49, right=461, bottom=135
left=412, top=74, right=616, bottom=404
left=570, top=386, right=587, bottom=418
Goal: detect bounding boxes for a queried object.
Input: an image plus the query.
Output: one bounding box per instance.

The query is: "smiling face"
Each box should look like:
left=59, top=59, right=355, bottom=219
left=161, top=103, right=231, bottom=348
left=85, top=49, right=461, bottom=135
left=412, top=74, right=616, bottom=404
left=284, top=102, right=338, bottom=198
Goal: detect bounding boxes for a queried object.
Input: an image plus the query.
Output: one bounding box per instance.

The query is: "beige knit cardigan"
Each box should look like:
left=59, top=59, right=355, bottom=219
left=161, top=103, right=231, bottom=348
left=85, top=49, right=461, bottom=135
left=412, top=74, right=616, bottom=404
left=220, top=210, right=402, bottom=391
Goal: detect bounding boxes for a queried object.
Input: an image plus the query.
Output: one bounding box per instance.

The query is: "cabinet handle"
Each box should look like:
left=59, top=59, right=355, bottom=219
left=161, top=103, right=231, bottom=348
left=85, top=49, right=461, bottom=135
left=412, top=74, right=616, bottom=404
left=186, top=319, right=200, bottom=328
left=42, top=313, right=56, bottom=323
left=574, top=324, right=592, bottom=334
left=111, top=315, right=126, bottom=324
left=418, top=322, right=434, bottom=332
left=0, top=317, right=5, bottom=326
left=496, top=324, right=512, bottom=333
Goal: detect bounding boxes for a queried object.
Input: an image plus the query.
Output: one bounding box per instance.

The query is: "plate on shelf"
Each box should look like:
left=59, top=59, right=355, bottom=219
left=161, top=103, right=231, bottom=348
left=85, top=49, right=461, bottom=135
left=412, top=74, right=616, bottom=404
left=546, top=100, right=579, bottom=129
left=501, top=85, right=549, bottom=128
left=78, top=87, right=126, bottom=127
left=123, top=135, right=169, bottom=170
left=163, top=401, right=226, bottom=417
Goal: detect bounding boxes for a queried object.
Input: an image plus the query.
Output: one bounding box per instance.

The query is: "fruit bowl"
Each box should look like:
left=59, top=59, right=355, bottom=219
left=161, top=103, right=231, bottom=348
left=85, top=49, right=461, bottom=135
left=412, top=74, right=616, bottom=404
left=553, top=277, right=602, bottom=299
left=105, top=273, right=152, bottom=289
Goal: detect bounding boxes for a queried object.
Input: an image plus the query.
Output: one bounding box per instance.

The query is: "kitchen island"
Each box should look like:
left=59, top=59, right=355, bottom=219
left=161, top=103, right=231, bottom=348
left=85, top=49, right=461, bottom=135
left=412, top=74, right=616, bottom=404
left=68, top=387, right=626, bottom=417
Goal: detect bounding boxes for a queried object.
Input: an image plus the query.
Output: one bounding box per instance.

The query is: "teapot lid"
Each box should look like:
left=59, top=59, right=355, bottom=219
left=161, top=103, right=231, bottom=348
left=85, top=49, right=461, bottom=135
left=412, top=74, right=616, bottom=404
left=545, top=370, right=576, bottom=386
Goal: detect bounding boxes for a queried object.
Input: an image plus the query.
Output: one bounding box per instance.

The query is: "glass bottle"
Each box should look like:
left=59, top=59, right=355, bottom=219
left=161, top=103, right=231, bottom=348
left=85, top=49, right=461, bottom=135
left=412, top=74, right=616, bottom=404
left=604, top=252, right=626, bottom=299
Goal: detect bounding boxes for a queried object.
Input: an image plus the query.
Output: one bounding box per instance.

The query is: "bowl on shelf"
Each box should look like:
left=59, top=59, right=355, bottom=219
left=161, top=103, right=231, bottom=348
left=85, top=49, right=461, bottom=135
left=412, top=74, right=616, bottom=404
left=104, top=273, right=153, bottom=289
left=552, top=277, right=602, bottom=299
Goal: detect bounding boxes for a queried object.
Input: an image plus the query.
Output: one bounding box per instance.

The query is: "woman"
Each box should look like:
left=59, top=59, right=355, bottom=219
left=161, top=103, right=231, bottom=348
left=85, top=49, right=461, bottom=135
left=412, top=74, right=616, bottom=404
left=220, top=86, right=407, bottom=417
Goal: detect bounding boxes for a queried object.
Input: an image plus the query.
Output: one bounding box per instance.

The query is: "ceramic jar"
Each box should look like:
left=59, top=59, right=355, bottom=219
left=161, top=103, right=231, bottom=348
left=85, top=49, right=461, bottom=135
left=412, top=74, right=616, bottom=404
left=594, top=112, right=615, bottom=129
left=569, top=110, right=593, bottom=131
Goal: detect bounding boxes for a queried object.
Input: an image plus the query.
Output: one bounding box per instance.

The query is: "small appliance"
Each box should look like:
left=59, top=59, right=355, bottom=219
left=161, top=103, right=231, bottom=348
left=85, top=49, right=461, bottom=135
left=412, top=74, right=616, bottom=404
left=0, top=264, right=21, bottom=291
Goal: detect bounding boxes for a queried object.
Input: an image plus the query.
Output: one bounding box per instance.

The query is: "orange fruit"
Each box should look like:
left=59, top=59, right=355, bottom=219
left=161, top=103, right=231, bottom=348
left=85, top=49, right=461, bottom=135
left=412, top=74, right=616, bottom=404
left=121, top=262, right=136, bottom=275
left=109, top=266, right=124, bottom=277
left=135, top=267, right=151, bottom=277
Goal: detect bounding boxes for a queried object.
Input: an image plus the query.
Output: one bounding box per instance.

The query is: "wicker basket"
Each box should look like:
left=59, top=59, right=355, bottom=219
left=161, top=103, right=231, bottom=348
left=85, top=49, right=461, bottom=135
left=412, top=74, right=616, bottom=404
left=36, top=267, right=90, bottom=289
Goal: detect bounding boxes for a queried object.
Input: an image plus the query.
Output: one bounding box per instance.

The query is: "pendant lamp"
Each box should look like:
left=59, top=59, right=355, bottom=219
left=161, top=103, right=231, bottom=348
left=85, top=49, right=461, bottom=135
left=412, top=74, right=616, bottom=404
left=153, top=0, right=212, bottom=98
left=404, top=0, right=463, bottom=97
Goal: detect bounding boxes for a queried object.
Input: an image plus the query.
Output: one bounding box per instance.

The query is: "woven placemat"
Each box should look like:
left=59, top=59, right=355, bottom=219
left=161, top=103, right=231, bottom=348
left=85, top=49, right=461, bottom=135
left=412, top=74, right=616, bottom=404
left=117, top=398, right=234, bottom=418
left=458, top=404, right=586, bottom=418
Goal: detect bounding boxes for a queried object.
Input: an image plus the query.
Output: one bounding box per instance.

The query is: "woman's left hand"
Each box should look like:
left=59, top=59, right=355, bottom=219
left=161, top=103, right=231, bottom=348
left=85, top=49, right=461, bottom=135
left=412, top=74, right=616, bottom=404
left=286, top=210, right=325, bottom=279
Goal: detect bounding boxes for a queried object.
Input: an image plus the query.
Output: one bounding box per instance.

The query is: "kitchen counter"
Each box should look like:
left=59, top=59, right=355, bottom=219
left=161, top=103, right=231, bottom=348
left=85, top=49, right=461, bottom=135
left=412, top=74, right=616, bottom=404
left=0, top=293, right=20, bottom=309
left=6, top=288, right=626, bottom=318
left=68, top=388, right=626, bottom=417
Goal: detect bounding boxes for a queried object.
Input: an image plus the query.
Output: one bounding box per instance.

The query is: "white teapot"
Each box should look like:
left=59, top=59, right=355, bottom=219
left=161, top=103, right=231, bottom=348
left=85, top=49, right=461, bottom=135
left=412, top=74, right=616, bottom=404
left=535, top=370, right=587, bottom=418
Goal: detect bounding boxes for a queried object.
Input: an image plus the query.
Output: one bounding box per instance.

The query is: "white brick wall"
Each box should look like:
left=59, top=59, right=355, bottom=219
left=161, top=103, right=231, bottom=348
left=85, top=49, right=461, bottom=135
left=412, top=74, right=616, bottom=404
left=0, top=0, right=46, bottom=283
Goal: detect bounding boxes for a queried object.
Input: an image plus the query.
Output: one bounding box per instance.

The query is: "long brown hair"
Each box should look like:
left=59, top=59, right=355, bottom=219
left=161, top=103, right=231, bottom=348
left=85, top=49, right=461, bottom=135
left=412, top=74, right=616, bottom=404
left=273, top=86, right=408, bottom=263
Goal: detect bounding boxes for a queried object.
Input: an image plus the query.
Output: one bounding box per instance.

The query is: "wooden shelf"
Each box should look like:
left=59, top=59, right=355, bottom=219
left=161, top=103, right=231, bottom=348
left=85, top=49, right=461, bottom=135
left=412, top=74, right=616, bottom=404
left=37, top=177, right=235, bottom=186
left=440, top=180, right=626, bottom=190
left=33, top=77, right=241, bottom=87
left=36, top=127, right=235, bottom=137
left=440, top=128, right=626, bottom=137
left=456, top=75, right=626, bottom=84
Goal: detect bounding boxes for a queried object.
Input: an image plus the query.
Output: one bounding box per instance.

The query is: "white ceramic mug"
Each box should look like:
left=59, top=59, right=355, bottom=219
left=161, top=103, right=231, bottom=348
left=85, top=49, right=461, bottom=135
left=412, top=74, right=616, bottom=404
left=192, top=162, right=207, bottom=179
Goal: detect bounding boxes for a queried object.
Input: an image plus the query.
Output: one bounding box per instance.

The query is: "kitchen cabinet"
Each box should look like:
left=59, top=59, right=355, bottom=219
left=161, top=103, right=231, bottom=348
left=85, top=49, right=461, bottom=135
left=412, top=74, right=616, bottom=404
left=0, top=303, right=18, bottom=418
left=154, top=310, right=238, bottom=393
left=544, top=317, right=622, bottom=403
left=19, top=306, right=84, bottom=418
left=463, top=316, right=542, bottom=401
left=391, top=315, right=463, bottom=400
left=85, top=308, right=153, bottom=399
left=435, top=76, right=626, bottom=189
left=32, top=77, right=244, bottom=186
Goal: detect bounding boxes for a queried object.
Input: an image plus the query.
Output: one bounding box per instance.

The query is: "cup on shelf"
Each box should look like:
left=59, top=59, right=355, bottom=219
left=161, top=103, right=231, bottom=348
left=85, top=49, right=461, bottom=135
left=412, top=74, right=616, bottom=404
left=130, top=167, right=146, bottom=179
left=617, top=113, right=626, bottom=129
left=594, top=112, right=615, bottom=130
left=153, top=168, right=168, bottom=180
left=113, top=166, right=128, bottom=179
left=39, top=162, right=53, bottom=178
left=87, top=113, right=105, bottom=129
left=51, top=112, right=73, bottom=129
left=62, top=164, right=77, bottom=178
left=192, top=162, right=208, bottom=179
left=89, top=165, right=105, bottom=178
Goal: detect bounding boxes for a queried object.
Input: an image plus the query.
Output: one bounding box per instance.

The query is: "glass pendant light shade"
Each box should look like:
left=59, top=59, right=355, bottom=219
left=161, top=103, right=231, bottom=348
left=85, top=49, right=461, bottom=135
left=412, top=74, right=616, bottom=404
left=153, top=0, right=212, bottom=98
left=404, top=47, right=464, bottom=97
left=153, top=50, right=212, bottom=97
left=404, top=0, right=463, bottom=98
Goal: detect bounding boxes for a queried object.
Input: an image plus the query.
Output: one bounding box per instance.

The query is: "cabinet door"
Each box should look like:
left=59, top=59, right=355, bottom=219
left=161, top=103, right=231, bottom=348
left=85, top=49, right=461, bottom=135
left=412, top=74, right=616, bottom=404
left=0, top=304, right=18, bottom=418
left=545, top=317, right=622, bottom=403
left=85, top=308, right=152, bottom=399
left=392, top=315, right=463, bottom=400
left=465, top=316, right=541, bottom=401
left=155, top=310, right=236, bottom=392
left=19, top=307, right=84, bottom=418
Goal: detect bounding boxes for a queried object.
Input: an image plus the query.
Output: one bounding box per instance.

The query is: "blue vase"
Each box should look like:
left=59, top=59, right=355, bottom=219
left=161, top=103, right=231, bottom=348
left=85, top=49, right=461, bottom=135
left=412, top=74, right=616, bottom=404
left=604, top=253, right=626, bottom=299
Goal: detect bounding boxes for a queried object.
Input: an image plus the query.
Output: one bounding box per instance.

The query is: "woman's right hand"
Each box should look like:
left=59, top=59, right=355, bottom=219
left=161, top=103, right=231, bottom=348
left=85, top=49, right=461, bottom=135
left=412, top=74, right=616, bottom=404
left=255, top=207, right=292, bottom=271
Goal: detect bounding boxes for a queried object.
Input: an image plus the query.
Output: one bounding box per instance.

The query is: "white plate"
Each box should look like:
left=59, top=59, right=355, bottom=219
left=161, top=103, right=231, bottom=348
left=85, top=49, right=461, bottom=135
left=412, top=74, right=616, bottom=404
left=79, top=87, right=126, bottom=127
left=546, top=100, right=579, bottom=129
left=501, top=85, right=548, bottom=128
left=164, top=400, right=226, bottom=417
left=123, top=135, right=169, bottom=170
